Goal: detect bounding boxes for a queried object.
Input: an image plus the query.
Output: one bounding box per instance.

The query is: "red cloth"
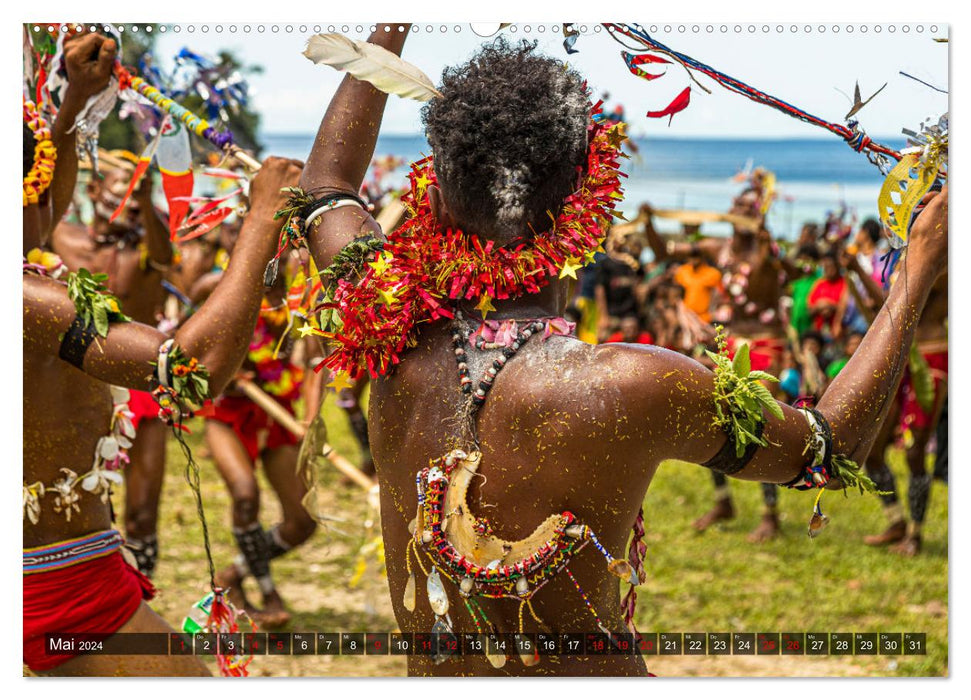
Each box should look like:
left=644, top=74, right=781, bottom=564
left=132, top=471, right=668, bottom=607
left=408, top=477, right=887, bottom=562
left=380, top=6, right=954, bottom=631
left=899, top=350, right=948, bottom=432
left=606, top=331, right=654, bottom=345
left=727, top=336, right=786, bottom=373
left=808, top=277, right=847, bottom=331
left=206, top=394, right=299, bottom=462
left=23, top=550, right=155, bottom=671
left=128, top=389, right=159, bottom=430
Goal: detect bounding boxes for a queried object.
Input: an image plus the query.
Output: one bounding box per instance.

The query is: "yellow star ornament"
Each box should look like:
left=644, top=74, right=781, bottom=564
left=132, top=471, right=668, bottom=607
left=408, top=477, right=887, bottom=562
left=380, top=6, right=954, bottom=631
left=606, top=123, right=627, bottom=150
left=475, top=294, right=496, bottom=319
left=558, top=257, right=582, bottom=280
left=369, top=251, right=393, bottom=275
left=378, top=286, right=399, bottom=307
left=414, top=174, right=433, bottom=196
left=327, top=371, right=354, bottom=392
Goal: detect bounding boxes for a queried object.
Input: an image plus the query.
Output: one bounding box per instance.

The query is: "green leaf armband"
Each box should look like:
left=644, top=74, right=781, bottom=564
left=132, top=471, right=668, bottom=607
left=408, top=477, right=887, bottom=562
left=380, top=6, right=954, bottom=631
left=703, top=329, right=783, bottom=472
left=66, top=268, right=131, bottom=338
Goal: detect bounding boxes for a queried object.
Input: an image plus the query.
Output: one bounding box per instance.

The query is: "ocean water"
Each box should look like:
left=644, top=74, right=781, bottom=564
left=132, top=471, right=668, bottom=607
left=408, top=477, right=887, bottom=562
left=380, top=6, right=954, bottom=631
left=262, top=133, right=906, bottom=240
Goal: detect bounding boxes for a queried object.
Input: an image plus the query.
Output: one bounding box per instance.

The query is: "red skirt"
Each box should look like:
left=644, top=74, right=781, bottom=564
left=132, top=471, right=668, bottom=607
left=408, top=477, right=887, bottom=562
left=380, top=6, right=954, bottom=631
left=128, top=388, right=160, bottom=431
left=205, top=394, right=299, bottom=461
left=23, top=536, right=156, bottom=671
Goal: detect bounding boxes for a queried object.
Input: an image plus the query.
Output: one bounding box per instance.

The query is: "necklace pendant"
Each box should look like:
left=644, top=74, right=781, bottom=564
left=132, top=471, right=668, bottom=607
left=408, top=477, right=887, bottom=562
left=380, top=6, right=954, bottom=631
left=431, top=614, right=457, bottom=664
left=426, top=566, right=450, bottom=616
left=515, top=634, right=540, bottom=667
left=263, top=257, right=280, bottom=287
left=486, top=642, right=507, bottom=669
left=403, top=572, right=417, bottom=612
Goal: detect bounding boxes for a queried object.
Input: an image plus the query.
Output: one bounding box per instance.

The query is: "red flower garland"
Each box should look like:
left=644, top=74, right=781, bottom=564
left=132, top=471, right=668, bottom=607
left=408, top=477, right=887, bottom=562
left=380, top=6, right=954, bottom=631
left=319, top=109, right=627, bottom=379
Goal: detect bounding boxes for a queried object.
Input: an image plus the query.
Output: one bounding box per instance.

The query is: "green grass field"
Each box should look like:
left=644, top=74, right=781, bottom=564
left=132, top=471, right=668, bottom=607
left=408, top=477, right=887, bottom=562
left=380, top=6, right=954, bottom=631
left=137, top=392, right=948, bottom=677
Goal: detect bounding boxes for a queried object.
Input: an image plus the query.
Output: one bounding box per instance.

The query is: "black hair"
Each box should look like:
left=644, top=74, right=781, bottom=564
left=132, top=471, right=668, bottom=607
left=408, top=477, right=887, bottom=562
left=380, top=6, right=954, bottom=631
left=801, top=330, right=825, bottom=347
left=24, top=124, right=37, bottom=179
left=796, top=244, right=821, bottom=261
left=861, top=217, right=882, bottom=245
left=421, top=37, right=590, bottom=243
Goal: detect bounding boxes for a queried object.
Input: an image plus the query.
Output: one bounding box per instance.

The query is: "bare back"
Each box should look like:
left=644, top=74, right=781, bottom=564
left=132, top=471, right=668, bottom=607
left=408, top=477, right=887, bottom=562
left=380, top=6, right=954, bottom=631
left=370, top=321, right=708, bottom=675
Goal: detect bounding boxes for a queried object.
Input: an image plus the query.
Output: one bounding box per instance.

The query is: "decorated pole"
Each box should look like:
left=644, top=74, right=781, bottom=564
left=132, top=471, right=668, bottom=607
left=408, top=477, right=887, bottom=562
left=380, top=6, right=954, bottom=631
left=233, top=377, right=377, bottom=492
left=116, top=66, right=262, bottom=172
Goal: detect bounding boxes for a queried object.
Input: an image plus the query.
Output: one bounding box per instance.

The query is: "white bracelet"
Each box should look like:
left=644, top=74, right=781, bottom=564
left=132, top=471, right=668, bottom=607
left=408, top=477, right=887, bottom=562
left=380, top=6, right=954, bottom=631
left=305, top=198, right=365, bottom=229
left=156, top=339, right=176, bottom=389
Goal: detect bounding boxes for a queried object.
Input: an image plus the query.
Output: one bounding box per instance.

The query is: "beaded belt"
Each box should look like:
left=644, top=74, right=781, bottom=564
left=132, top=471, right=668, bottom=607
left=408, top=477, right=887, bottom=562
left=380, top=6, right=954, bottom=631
left=23, top=530, right=124, bottom=575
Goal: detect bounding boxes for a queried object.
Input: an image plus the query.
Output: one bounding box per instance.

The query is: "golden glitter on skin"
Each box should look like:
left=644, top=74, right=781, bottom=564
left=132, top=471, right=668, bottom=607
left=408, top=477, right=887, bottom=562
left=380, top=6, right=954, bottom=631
left=24, top=156, right=305, bottom=676
left=287, top=23, right=949, bottom=676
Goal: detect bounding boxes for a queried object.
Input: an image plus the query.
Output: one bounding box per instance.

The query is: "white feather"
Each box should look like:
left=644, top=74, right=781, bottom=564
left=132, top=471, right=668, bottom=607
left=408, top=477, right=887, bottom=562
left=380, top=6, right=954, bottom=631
left=303, top=34, right=442, bottom=102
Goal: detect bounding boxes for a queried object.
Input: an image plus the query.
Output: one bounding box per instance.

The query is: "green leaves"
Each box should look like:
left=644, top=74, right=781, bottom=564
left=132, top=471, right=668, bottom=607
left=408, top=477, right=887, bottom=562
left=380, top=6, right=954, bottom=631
left=708, top=327, right=783, bottom=457
left=323, top=237, right=385, bottom=284
left=831, top=454, right=890, bottom=496
left=732, top=343, right=751, bottom=376
left=66, top=268, right=131, bottom=338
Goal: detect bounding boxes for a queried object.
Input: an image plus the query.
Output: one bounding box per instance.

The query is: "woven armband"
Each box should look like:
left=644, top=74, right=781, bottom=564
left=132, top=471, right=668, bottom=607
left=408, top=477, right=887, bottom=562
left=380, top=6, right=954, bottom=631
left=703, top=421, right=766, bottom=475
left=58, top=316, right=99, bottom=369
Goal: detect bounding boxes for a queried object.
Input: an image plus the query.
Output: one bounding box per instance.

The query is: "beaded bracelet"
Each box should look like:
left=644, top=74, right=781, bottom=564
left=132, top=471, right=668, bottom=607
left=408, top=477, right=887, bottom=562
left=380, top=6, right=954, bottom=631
left=782, top=407, right=834, bottom=490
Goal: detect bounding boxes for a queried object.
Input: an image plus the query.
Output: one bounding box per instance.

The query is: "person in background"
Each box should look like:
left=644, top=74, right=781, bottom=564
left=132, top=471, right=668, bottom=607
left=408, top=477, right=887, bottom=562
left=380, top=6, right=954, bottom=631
left=606, top=314, right=653, bottom=344
left=788, top=244, right=821, bottom=337
left=594, top=234, right=644, bottom=342
left=848, top=217, right=886, bottom=285
left=673, top=244, right=722, bottom=323
left=794, top=221, right=821, bottom=252
left=808, top=252, right=848, bottom=339
left=825, top=331, right=864, bottom=383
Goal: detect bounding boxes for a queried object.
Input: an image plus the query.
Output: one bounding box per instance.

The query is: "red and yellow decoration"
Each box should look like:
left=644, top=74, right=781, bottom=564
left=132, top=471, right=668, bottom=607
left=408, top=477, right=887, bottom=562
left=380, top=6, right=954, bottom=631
left=23, top=99, right=57, bottom=207
left=318, top=106, right=627, bottom=379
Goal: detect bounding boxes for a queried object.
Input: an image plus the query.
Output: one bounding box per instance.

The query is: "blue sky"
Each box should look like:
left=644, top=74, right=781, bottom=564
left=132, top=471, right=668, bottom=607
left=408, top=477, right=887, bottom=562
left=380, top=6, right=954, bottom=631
left=150, top=22, right=949, bottom=139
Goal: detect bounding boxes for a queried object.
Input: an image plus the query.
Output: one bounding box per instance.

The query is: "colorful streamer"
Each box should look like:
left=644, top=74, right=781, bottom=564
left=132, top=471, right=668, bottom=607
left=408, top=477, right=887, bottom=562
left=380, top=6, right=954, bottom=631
left=603, top=23, right=903, bottom=173
left=155, top=117, right=195, bottom=234
left=115, top=66, right=236, bottom=152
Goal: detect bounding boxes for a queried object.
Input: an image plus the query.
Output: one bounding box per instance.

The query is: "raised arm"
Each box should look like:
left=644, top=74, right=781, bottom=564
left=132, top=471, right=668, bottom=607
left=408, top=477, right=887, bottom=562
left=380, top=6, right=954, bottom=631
left=641, top=203, right=722, bottom=262
left=24, top=157, right=303, bottom=396
left=615, top=188, right=947, bottom=484
left=48, top=31, right=117, bottom=232
left=301, top=24, right=410, bottom=269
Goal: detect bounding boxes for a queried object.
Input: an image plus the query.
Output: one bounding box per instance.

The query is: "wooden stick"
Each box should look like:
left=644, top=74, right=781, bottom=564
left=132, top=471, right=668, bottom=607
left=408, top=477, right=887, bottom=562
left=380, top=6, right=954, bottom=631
left=375, top=198, right=407, bottom=234
left=651, top=208, right=761, bottom=232
left=228, top=145, right=263, bottom=173
left=234, top=377, right=377, bottom=492
left=78, top=149, right=136, bottom=172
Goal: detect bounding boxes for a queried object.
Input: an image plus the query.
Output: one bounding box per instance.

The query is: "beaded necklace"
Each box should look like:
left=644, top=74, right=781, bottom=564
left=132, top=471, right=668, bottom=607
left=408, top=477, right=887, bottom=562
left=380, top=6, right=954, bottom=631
left=405, top=310, right=638, bottom=669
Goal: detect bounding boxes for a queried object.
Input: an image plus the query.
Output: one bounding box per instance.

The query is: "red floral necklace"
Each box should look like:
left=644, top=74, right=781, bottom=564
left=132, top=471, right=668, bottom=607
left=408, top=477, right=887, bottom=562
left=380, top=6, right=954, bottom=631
left=319, top=109, right=627, bottom=379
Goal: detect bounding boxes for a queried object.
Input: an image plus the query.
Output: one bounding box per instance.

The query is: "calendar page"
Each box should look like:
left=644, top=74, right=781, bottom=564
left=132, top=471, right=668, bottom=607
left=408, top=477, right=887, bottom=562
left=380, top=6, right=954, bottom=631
left=20, top=13, right=950, bottom=683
